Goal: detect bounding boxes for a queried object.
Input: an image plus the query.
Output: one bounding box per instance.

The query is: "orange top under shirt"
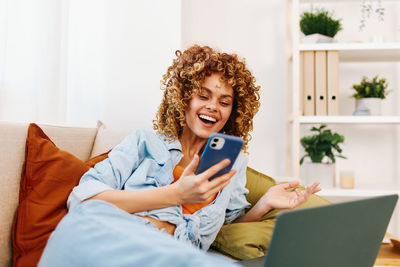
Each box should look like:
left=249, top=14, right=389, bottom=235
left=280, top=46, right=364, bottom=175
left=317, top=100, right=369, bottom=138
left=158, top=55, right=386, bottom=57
left=172, top=165, right=217, bottom=214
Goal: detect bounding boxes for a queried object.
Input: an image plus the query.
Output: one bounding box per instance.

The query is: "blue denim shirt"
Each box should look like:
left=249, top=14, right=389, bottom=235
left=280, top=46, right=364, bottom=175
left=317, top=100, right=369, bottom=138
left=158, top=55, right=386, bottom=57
left=67, top=129, right=250, bottom=250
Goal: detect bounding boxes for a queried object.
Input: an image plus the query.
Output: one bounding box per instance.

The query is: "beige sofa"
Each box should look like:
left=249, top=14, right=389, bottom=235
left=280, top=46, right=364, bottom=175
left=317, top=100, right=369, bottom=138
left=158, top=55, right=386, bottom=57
left=0, top=121, right=333, bottom=266
left=0, top=121, right=129, bottom=266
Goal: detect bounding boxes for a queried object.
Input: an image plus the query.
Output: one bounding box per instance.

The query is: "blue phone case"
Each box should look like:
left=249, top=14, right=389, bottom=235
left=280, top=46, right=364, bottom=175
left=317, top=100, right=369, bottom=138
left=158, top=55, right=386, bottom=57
left=195, top=133, right=244, bottom=181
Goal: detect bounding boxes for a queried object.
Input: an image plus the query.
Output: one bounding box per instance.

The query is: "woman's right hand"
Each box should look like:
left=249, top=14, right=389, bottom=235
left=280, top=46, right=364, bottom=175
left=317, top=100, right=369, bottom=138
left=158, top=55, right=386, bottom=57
left=172, top=155, right=236, bottom=204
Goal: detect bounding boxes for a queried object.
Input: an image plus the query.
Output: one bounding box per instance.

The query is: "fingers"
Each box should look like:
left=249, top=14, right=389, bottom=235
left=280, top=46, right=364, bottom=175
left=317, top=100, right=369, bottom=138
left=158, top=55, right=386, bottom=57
left=181, top=155, right=200, bottom=176
left=307, top=181, right=321, bottom=194
left=292, top=189, right=305, bottom=207
left=177, top=157, right=234, bottom=203
left=298, top=182, right=321, bottom=198
left=198, top=158, right=231, bottom=181
left=208, top=169, right=236, bottom=189
left=195, top=169, right=236, bottom=202
left=282, top=180, right=300, bottom=190
left=284, top=180, right=321, bottom=194
left=294, top=181, right=321, bottom=206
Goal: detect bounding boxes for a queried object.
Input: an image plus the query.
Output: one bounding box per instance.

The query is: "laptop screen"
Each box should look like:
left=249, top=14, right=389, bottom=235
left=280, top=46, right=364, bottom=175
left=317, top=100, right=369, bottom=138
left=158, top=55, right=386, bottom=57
left=262, top=195, right=398, bottom=267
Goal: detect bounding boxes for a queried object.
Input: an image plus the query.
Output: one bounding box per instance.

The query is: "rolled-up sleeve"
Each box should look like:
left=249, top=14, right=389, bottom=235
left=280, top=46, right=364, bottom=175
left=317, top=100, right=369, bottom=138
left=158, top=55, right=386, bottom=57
left=224, top=152, right=251, bottom=224
left=67, top=131, right=142, bottom=210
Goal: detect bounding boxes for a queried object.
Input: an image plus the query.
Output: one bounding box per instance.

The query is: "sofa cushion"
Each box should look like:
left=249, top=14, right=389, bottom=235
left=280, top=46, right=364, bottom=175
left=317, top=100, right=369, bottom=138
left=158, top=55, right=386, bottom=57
left=90, top=121, right=131, bottom=157
left=0, top=121, right=97, bottom=267
left=212, top=167, right=330, bottom=260
left=12, top=123, right=108, bottom=267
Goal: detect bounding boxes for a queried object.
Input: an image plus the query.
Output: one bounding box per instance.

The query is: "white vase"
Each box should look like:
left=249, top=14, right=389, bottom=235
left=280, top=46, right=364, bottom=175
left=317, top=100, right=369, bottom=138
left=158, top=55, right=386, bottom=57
left=301, top=33, right=335, bottom=44
left=353, top=98, right=382, bottom=116
left=300, top=162, right=336, bottom=189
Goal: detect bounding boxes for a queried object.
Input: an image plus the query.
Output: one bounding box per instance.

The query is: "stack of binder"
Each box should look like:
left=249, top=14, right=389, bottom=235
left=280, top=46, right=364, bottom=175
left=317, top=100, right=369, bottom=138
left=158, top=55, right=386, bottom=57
left=301, top=50, right=339, bottom=116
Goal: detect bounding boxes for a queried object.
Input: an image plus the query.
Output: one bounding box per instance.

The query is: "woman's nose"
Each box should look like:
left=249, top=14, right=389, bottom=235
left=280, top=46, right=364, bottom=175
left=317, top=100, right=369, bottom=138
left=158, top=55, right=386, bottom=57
left=205, top=100, right=217, bottom=111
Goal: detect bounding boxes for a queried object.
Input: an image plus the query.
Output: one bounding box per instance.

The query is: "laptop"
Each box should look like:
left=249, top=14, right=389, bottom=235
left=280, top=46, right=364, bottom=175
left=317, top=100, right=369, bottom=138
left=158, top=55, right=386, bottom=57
left=240, top=194, right=398, bottom=267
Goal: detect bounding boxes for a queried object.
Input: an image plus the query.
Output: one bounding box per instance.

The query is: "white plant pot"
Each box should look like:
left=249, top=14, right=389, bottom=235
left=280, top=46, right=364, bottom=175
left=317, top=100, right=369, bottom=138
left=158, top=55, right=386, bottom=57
left=301, top=33, right=335, bottom=44
left=300, top=162, right=336, bottom=189
left=353, top=98, right=382, bottom=116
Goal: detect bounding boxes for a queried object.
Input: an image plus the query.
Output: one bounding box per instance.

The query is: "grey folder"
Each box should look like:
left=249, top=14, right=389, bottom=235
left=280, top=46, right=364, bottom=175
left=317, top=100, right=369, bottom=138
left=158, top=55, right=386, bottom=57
left=241, top=194, right=398, bottom=267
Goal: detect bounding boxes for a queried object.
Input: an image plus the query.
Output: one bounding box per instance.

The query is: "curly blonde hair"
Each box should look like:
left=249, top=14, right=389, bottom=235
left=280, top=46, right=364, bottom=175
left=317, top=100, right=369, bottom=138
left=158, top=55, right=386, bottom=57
left=153, top=45, right=260, bottom=152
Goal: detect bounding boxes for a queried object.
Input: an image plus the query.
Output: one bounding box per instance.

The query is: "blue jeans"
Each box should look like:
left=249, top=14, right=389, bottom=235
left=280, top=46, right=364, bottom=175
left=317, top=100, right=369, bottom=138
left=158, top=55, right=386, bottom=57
left=39, top=200, right=239, bottom=267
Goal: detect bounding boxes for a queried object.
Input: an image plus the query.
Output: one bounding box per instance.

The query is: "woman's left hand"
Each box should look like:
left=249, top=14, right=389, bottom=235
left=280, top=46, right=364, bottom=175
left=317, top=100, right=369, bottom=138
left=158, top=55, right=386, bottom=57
left=234, top=181, right=321, bottom=223
left=259, top=181, right=321, bottom=211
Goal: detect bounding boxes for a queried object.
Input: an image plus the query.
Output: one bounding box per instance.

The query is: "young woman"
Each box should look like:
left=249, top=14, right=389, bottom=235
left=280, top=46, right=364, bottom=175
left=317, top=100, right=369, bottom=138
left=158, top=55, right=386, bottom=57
left=39, top=45, right=320, bottom=266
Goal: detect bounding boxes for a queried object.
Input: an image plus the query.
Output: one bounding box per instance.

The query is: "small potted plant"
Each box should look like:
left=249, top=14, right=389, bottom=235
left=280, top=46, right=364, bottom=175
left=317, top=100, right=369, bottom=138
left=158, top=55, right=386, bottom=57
left=300, top=125, right=346, bottom=188
left=300, top=8, right=342, bottom=43
left=351, top=75, right=390, bottom=116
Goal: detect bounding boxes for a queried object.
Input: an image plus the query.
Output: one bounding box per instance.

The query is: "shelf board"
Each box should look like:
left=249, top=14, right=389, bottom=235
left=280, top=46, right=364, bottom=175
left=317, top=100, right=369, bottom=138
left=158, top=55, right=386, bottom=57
left=299, top=116, right=400, bottom=124
left=299, top=43, right=400, bottom=62
left=317, top=187, right=400, bottom=198
left=299, top=0, right=398, bottom=3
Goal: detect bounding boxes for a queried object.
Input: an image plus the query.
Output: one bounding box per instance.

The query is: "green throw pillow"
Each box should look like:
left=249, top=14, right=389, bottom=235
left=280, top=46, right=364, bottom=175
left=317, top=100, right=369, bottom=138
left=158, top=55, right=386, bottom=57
left=211, top=167, right=330, bottom=260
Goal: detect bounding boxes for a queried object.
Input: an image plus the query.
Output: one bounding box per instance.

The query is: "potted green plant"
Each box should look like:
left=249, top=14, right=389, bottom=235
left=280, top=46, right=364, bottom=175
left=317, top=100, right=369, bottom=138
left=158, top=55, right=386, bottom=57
left=300, top=8, right=342, bottom=43
left=352, top=75, right=390, bottom=116
left=300, top=125, right=346, bottom=188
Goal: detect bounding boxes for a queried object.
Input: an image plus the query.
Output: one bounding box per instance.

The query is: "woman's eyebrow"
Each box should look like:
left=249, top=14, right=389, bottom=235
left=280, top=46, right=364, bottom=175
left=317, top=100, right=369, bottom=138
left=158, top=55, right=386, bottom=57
left=221, top=94, right=233, bottom=99
left=200, top=87, right=211, bottom=94
left=201, top=87, right=233, bottom=99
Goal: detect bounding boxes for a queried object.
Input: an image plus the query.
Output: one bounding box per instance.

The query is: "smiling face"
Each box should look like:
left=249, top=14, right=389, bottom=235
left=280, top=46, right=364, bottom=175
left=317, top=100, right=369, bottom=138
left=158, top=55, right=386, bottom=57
left=182, top=73, right=234, bottom=140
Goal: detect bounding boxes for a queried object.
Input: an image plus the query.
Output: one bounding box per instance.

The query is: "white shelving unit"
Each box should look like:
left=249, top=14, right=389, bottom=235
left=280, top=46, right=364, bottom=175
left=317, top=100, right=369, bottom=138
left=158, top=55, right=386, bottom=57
left=286, top=0, right=400, bottom=236
left=318, top=187, right=400, bottom=199
left=299, top=115, right=400, bottom=124
left=300, top=43, right=400, bottom=61
left=285, top=0, right=400, bottom=179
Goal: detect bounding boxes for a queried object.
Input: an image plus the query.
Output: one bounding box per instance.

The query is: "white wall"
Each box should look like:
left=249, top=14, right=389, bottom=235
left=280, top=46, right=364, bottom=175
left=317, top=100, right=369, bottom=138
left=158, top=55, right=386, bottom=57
left=66, top=0, right=181, bottom=130
left=98, top=0, right=181, bottom=132
left=181, top=0, right=287, bottom=177
left=64, top=0, right=181, bottom=130
left=0, top=0, right=68, bottom=124
left=65, top=0, right=107, bottom=126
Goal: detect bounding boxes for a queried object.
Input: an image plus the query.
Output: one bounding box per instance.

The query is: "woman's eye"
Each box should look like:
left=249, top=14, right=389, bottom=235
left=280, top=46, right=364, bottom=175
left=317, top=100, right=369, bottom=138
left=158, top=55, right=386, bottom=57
left=199, top=95, right=208, bottom=100
left=220, top=102, right=230, bottom=106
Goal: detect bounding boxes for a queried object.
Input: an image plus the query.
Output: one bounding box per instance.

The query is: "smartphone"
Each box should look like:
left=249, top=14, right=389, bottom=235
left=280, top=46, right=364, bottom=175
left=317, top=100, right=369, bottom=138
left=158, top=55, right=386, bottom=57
left=195, top=133, right=244, bottom=181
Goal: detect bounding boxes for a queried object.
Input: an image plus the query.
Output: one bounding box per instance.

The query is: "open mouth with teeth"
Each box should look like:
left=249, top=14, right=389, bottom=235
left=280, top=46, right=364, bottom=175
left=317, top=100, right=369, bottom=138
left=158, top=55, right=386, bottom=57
left=198, top=114, right=217, bottom=125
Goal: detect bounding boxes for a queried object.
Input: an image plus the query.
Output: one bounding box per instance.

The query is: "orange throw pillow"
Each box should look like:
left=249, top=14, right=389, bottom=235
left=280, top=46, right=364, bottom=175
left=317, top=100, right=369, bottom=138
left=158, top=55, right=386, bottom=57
left=12, top=123, right=109, bottom=267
